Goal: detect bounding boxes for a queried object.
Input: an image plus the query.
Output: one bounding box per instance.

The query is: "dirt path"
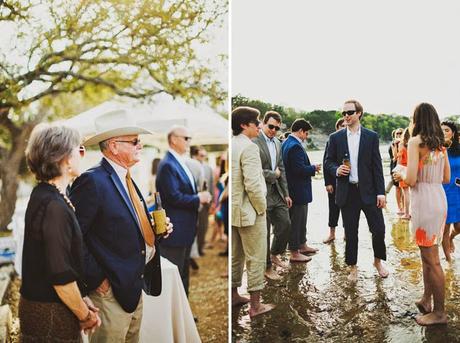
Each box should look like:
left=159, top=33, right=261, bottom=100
left=189, top=219, right=229, bottom=343
left=7, top=225, right=229, bottom=342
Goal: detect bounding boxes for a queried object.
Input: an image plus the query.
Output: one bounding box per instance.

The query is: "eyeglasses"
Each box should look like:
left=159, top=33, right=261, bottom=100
left=176, top=135, right=192, bottom=142
left=268, top=124, right=281, bottom=131
left=115, top=138, right=141, bottom=146
left=250, top=119, right=260, bottom=126
left=342, top=110, right=356, bottom=117
left=79, top=145, right=86, bottom=157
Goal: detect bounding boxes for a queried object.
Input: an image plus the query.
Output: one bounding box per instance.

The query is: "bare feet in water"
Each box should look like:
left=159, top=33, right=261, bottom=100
left=323, top=234, right=335, bottom=244
left=415, top=312, right=447, bottom=326
left=232, top=295, right=250, bottom=307
left=264, top=267, right=282, bottom=281
left=415, top=299, right=432, bottom=314
left=374, top=261, right=389, bottom=278
left=271, top=255, right=289, bottom=269
left=290, top=251, right=312, bottom=263
left=299, top=245, right=318, bottom=255
left=249, top=303, right=275, bottom=318
left=347, top=267, right=358, bottom=282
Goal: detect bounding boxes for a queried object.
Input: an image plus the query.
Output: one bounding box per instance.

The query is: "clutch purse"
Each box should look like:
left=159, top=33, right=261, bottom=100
left=392, top=164, right=407, bottom=180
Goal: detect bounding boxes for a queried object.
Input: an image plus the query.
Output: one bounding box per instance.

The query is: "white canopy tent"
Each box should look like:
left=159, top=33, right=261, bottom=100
left=63, top=94, right=228, bottom=149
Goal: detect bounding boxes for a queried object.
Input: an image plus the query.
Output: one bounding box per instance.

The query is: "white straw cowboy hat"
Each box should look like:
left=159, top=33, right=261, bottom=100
left=83, top=109, right=152, bottom=146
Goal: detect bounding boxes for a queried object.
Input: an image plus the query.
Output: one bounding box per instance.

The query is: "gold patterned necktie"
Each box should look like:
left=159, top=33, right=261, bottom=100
left=126, top=169, right=155, bottom=246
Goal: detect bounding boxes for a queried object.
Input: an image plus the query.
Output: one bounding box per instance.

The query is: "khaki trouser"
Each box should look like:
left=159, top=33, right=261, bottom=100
left=232, top=214, right=267, bottom=292
left=88, top=287, right=143, bottom=343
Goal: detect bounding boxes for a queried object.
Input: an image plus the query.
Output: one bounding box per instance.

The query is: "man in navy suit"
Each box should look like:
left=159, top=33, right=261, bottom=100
left=325, top=99, right=388, bottom=282
left=282, top=119, right=321, bottom=263
left=70, top=110, right=172, bottom=342
left=156, top=125, right=212, bottom=296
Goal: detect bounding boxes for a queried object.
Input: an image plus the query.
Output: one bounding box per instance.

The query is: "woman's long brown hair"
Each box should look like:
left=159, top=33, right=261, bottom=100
left=412, top=103, right=444, bottom=150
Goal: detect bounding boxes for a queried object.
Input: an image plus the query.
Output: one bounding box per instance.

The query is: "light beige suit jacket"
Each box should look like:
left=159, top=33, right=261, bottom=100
left=231, top=134, right=267, bottom=228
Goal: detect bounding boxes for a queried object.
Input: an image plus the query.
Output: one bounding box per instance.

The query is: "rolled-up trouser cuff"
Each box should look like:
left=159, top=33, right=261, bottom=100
left=233, top=215, right=267, bottom=292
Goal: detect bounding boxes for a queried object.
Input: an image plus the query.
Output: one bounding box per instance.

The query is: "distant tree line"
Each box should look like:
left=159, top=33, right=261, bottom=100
left=445, top=115, right=460, bottom=124
left=232, top=94, right=417, bottom=142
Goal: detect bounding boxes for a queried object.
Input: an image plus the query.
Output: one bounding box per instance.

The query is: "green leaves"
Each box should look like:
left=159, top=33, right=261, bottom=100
left=0, top=0, right=226, bottom=118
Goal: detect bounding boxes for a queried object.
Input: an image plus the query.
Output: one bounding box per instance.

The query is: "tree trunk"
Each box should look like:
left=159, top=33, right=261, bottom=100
left=0, top=124, right=34, bottom=231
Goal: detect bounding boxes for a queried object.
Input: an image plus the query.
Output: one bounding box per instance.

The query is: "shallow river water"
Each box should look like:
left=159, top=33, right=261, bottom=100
left=232, top=149, right=460, bottom=343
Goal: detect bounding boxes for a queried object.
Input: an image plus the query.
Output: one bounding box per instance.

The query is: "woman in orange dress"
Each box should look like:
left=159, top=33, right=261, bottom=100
left=391, top=129, right=404, bottom=214
left=397, top=128, right=411, bottom=219
left=394, top=103, right=450, bottom=326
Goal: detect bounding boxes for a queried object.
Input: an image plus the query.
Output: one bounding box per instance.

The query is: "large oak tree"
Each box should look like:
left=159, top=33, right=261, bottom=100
left=0, top=0, right=227, bottom=230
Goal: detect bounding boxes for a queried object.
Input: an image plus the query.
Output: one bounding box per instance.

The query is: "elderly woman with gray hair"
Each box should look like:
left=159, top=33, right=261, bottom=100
left=19, top=124, right=101, bottom=342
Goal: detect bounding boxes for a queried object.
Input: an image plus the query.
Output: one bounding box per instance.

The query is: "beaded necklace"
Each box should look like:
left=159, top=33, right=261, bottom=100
left=46, top=181, right=75, bottom=212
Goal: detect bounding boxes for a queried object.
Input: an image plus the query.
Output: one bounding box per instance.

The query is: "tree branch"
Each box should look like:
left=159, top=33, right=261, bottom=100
left=0, top=0, right=30, bottom=21
left=0, top=108, right=19, bottom=136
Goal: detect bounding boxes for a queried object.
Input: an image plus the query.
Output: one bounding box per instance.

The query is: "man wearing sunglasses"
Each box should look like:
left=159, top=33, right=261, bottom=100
left=156, top=125, right=212, bottom=298
left=324, top=99, right=388, bottom=282
left=253, top=111, right=292, bottom=279
left=70, top=109, right=172, bottom=342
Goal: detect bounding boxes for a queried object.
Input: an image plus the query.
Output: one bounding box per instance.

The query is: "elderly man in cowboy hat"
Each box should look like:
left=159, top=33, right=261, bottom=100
left=70, top=109, right=172, bottom=342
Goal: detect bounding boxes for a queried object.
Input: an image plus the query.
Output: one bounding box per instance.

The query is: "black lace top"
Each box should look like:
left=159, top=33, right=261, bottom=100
left=20, top=183, right=86, bottom=302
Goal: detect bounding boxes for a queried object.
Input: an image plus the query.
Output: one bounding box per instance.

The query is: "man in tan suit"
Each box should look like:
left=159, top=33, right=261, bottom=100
left=231, top=106, right=275, bottom=318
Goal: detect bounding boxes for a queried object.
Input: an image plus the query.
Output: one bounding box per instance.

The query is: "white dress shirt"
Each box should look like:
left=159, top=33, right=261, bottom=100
left=346, top=126, right=361, bottom=183
left=262, top=131, right=277, bottom=170
left=169, top=149, right=197, bottom=193
left=104, top=157, right=155, bottom=264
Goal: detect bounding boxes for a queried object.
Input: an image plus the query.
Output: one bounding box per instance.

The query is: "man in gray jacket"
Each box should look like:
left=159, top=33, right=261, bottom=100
left=231, top=106, right=275, bottom=318
left=253, top=111, right=293, bottom=279
left=190, top=146, right=214, bottom=256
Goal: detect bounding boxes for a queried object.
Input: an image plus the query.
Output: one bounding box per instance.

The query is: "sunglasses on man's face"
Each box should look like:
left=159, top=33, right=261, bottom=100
left=79, top=145, right=86, bottom=157
left=250, top=120, right=260, bottom=127
left=268, top=124, right=281, bottom=131
left=342, top=110, right=356, bottom=117
left=176, top=135, right=192, bottom=142
left=115, top=138, right=142, bottom=146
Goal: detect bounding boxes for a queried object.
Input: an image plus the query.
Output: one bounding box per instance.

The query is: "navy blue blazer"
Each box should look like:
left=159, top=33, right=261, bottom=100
left=323, top=140, right=336, bottom=187
left=281, top=135, right=317, bottom=205
left=324, top=127, right=385, bottom=208
left=70, top=158, right=161, bottom=313
left=156, top=151, right=200, bottom=248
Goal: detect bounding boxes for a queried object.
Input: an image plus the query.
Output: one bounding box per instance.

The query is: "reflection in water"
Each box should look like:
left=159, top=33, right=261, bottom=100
left=232, top=168, right=460, bottom=342
left=391, top=219, right=417, bottom=253
left=392, top=219, right=422, bottom=286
